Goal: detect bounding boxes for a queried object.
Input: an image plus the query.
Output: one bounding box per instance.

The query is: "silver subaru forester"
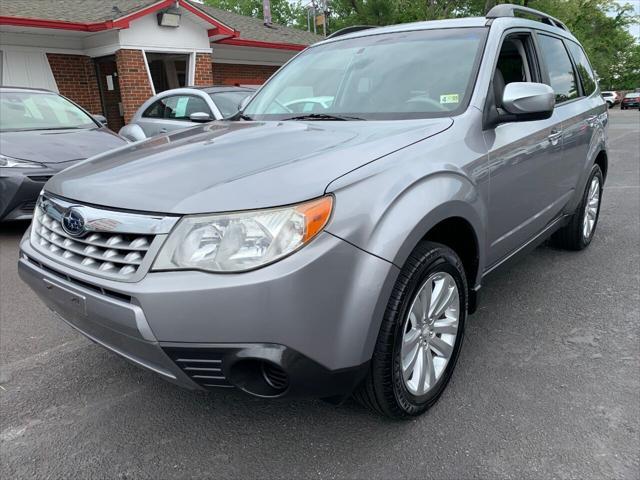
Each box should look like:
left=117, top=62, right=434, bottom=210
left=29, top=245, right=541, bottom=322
left=19, top=5, right=608, bottom=418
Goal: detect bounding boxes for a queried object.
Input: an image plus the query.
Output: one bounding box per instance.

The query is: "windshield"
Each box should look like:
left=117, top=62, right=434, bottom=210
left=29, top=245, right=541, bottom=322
left=0, top=91, right=96, bottom=131
left=210, top=91, right=253, bottom=117
left=244, top=28, right=487, bottom=121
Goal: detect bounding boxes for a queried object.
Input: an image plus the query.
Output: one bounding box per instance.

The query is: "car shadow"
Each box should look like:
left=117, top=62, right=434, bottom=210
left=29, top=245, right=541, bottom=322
left=0, top=220, right=30, bottom=238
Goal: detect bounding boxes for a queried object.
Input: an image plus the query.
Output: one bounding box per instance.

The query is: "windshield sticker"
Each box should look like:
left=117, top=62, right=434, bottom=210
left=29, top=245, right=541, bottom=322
left=440, top=94, right=460, bottom=104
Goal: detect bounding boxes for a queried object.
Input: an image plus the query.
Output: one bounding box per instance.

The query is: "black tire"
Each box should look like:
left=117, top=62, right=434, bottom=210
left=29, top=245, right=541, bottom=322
left=552, top=164, right=603, bottom=250
left=353, top=241, right=467, bottom=419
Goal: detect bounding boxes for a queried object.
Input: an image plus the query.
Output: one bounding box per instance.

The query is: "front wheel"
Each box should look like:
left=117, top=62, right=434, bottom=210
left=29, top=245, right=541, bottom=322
left=354, top=241, right=467, bottom=419
left=552, top=164, right=603, bottom=250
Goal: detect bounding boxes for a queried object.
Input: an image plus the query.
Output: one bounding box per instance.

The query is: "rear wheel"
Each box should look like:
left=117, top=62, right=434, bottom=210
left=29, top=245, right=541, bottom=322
left=552, top=164, right=603, bottom=250
left=354, top=241, right=467, bottom=419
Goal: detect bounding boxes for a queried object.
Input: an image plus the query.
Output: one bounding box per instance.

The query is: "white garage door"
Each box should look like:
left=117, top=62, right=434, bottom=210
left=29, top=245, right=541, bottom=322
left=0, top=48, right=58, bottom=91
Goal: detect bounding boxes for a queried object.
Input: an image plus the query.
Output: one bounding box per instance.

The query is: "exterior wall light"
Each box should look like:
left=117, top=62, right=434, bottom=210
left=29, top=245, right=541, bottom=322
left=157, top=9, right=181, bottom=27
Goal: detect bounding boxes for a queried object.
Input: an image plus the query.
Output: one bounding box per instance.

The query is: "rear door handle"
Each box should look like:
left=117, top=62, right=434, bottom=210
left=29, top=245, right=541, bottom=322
left=159, top=128, right=168, bottom=133
left=548, top=129, right=562, bottom=145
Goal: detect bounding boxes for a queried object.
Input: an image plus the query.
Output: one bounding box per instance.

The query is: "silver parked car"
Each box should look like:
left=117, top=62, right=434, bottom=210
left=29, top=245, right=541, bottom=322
left=20, top=5, right=608, bottom=418
left=119, top=86, right=254, bottom=141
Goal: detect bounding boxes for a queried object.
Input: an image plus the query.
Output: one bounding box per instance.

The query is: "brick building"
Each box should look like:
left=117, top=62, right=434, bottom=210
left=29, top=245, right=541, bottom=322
left=0, top=0, right=322, bottom=130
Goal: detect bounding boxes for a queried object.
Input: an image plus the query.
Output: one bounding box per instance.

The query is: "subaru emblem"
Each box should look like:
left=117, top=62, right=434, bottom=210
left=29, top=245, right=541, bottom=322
left=62, top=208, right=86, bottom=237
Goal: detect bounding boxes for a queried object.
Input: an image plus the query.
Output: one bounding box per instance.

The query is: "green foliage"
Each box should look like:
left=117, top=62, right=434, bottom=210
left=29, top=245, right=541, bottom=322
left=204, top=0, right=302, bottom=26
left=524, top=0, right=639, bottom=89
left=205, top=0, right=639, bottom=89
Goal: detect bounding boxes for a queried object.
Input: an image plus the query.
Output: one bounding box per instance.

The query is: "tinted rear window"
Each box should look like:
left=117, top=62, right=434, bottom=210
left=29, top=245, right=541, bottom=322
left=566, top=41, right=597, bottom=96
left=538, top=34, right=579, bottom=103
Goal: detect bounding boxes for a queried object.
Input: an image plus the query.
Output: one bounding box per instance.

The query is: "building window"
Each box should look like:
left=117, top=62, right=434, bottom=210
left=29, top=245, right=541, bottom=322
left=145, top=52, right=191, bottom=93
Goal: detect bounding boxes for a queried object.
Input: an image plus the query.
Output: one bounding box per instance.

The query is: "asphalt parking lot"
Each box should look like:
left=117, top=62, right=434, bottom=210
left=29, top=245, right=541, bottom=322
left=1, top=110, right=638, bottom=479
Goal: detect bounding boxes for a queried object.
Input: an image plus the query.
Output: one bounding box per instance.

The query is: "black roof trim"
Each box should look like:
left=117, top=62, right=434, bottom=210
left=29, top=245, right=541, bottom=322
left=326, top=25, right=377, bottom=40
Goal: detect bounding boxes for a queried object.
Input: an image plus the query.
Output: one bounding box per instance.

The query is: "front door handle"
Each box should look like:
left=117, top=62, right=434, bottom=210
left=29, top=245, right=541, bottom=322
left=548, top=129, right=562, bottom=146
left=159, top=128, right=168, bottom=133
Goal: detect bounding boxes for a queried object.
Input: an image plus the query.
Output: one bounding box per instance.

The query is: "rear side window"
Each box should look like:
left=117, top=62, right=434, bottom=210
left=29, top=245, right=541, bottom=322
left=566, top=41, right=597, bottom=95
left=143, top=95, right=211, bottom=120
left=537, top=34, right=579, bottom=103
left=142, top=99, right=165, bottom=118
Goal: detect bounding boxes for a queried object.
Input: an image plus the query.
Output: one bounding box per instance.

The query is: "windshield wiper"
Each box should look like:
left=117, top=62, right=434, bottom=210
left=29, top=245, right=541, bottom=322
left=227, top=111, right=253, bottom=121
left=282, top=114, right=365, bottom=121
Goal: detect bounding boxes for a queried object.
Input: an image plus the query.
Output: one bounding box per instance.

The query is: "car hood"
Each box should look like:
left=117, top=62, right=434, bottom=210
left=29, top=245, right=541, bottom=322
left=46, top=119, right=453, bottom=214
left=0, top=128, right=126, bottom=165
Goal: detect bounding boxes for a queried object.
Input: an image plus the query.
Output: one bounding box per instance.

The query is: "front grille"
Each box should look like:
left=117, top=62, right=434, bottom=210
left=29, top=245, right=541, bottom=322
left=32, top=207, right=154, bottom=279
left=163, top=348, right=233, bottom=389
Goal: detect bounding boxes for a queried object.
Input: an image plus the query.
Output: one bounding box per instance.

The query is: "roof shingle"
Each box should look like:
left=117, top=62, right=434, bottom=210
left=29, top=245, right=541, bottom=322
left=192, top=2, right=323, bottom=46
left=0, top=0, right=323, bottom=46
left=0, top=0, right=157, bottom=23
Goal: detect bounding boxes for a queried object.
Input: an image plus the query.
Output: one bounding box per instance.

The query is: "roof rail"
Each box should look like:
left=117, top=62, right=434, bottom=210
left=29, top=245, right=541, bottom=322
left=486, top=4, right=568, bottom=31
left=326, top=25, right=377, bottom=40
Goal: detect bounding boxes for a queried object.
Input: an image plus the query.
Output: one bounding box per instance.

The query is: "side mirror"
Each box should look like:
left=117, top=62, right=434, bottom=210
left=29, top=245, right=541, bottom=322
left=501, top=82, right=555, bottom=121
left=93, top=114, right=108, bottom=126
left=189, top=112, right=212, bottom=123
left=118, top=123, right=147, bottom=142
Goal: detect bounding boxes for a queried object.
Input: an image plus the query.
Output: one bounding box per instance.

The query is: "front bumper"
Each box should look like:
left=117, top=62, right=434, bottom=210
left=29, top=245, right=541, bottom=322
left=19, top=230, right=398, bottom=398
left=0, top=168, right=54, bottom=220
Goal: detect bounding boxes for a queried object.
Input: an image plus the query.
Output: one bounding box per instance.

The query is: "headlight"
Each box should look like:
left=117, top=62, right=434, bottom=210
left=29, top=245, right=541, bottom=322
left=0, top=154, right=42, bottom=168
left=153, top=196, right=333, bottom=273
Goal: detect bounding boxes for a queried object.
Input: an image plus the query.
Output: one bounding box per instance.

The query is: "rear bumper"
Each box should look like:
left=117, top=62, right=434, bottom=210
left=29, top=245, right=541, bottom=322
left=19, top=229, right=397, bottom=398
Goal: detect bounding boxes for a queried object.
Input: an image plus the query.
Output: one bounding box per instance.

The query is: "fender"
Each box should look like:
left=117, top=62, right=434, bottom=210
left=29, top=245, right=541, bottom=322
left=567, top=112, right=608, bottom=213
left=326, top=167, right=488, bottom=362
left=326, top=170, right=488, bottom=290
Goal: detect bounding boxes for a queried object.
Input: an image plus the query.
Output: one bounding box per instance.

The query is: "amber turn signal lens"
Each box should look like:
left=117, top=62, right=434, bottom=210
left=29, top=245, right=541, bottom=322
left=296, top=196, right=333, bottom=243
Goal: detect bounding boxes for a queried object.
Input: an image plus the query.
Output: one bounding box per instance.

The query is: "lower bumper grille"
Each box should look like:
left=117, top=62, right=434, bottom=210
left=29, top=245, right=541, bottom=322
left=21, top=201, right=37, bottom=212
left=163, top=348, right=233, bottom=389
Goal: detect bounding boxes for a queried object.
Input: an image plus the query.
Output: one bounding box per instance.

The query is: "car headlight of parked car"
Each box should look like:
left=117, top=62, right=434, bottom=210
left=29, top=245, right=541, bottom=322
left=0, top=154, right=43, bottom=168
left=154, top=196, right=333, bottom=272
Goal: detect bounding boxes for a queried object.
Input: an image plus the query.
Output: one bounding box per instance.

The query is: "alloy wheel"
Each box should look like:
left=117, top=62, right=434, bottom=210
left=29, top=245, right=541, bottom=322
left=400, top=272, right=460, bottom=396
left=583, top=176, right=600, bottom=240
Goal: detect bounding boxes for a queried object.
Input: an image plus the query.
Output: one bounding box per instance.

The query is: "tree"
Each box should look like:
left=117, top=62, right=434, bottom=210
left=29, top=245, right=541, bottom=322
left=204, top=0, right=303, bottom=26
left=523, top=0, right=638, bottom=89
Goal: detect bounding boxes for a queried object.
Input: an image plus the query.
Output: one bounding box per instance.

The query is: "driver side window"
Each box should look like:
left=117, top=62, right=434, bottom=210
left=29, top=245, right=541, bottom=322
left=493, top=33, right=539, bottom=109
